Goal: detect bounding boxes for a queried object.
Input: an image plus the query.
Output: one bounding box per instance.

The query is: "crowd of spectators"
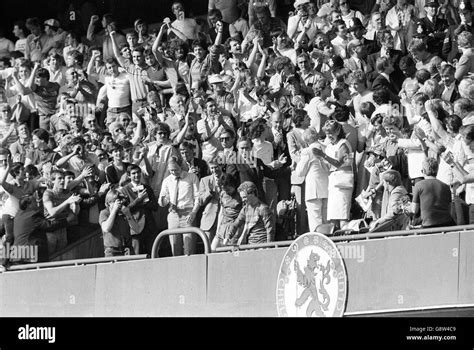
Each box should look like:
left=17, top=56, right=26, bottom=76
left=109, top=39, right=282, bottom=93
left=0, top=0, right=473, bottom=266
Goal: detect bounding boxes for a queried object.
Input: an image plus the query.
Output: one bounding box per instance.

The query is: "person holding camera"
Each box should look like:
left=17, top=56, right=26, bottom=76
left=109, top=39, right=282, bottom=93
left=55, top=137, right=99, bottom=177
left=99, top=188, right=132, bottom=257
left=119, top=164, right=158, bottom=255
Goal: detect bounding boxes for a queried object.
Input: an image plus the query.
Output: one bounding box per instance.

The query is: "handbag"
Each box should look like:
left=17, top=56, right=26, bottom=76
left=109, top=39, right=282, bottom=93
left=329, top=170, right=354, bottom=189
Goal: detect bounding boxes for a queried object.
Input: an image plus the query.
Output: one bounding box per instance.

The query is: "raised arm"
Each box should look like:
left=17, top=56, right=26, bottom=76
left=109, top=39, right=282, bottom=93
left=109, top=31, right=127, bottom=68
left=87, top=15, right=100, bottom=42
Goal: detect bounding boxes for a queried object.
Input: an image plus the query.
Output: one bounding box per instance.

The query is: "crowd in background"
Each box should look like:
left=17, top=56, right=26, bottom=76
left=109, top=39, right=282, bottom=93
left=0, top=0, right=473, bottom=265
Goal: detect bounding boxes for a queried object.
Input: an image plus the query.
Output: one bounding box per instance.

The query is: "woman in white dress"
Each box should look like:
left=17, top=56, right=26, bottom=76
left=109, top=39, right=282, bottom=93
left=313, top=120, right=354, bottom=229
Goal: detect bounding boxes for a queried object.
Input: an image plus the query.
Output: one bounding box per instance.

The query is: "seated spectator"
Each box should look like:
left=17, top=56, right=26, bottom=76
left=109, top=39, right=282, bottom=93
left=370, top=170, right=410, bottom=232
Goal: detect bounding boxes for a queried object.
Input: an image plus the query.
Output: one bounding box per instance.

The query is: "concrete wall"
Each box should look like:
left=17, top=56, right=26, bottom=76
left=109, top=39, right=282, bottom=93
left=1, top=231, right=473, bottom=317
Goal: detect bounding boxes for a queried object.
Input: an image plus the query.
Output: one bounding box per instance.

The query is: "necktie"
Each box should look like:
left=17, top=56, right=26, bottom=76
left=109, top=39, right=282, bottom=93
left=174, top=176, right=180, bottom=207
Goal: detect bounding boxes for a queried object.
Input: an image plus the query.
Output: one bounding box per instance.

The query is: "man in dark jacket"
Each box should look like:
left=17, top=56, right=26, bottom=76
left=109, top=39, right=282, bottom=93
left=120, top=164, right=158, bottom=255
left=12, top=194, right=74, bottom=264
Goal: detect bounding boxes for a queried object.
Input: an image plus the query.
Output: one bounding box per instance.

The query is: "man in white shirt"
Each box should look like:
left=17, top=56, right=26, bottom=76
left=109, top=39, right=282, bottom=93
left=96, top=58, right=131, bottom=127
left=331, top=20, right=349, bottom=59
left=159, top=157, right=200, bottom=256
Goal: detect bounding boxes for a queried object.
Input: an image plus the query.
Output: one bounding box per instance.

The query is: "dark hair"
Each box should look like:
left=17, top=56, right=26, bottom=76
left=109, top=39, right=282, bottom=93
left=25, top=164, right=40, bottom=177
left=155, top=122, right=171, bottom=137
left=460, top=124, right=474, bottom=143
left=126, top=164, right=141, bottom=175
left=360, top=102, right=376, bottom=119
left=372, top=88, right=390, bottom=105
left=444, top=115, right=463, bottom=134
left=36, top=68, right=50, bottom=80
left=292, top=109, right=308, bottom=127
left=10, top=162, right=24, bottom=178
left=220, top=173, right=238, bottom=188
left=332, top=105, right=351, bottom=122
left=32, top=128, right=50, bottom=143
left=415, top=69, right=431, bottom=85
left=13, top=20, right=29, bottom=36
left=25, top=17, right=41, bottom=28
left=382, top=170, right=402, bottom=187
left=399, top=55, right=415, bottom=71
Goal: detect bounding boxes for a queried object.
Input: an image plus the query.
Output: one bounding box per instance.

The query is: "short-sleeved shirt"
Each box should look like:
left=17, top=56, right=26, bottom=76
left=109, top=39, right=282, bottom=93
left=43, top=188, right=72, bottom=221
left=26, top=148, right=59, bottom=169
left=33, top=82, right=60, bottom=116
left=412, top=178, right=453, bottom=227
left=99, top=207, right=131, bottom=248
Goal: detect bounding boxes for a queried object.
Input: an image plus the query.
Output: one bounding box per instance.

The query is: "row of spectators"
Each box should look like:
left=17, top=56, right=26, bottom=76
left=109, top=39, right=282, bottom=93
left=0, top=0, right=473, bottom=267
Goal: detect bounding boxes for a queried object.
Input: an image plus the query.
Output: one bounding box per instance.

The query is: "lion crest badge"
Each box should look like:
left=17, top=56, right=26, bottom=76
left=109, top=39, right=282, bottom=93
left=276, top=232, right=347, bottom=317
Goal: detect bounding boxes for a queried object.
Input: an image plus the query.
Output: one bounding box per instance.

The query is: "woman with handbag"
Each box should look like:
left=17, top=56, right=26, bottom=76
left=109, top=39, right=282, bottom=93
left=313, top=120, right=354, bottom=229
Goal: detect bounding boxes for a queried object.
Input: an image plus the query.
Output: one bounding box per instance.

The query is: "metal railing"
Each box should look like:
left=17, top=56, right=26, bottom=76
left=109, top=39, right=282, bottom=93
left=330, top=224, right=474, bottom=242
left=6, top=254, right=148, bottom=271
left=151, top=227, right=211, bottom=258
left=211, top=224, right=474, bottom=252
left=214, top=240, right=294, bottom=253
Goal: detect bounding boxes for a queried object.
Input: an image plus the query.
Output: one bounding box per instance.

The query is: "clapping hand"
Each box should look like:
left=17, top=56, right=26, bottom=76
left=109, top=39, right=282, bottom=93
left=67, top=194, right=82, bottom=205
left=278, top=153, right=288, bottom=165
left=312, top=147, right=325, bottom=158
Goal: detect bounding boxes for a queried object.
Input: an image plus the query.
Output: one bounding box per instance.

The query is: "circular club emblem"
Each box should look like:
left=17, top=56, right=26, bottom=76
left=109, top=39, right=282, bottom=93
left=276, top=233, right=347, bottom=317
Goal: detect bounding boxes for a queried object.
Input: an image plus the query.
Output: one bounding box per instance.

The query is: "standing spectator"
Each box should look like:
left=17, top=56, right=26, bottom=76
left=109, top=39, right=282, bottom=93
left=316, top=120, right=354, bottom=229
left=24, top=128, right=59, bottom=170
left=110, top=32, right=149, bottom=113
left=12, top=21, right=30, bottom=58
left=120, top=164, right=158, bottom=255
left=87, top=14, right=127, bottom=60
left=295, top=127, right=330, bottom=232
left=99, top=188, right=132, bottom=257
left=199, top=160, right=223, bottom=243
left=455, top=31, right=474, bottom=82
left=13, top=63, right=60, bottom=131
left=96, top=58, right=131, bottom=127
left=385, top=0, right=417, bottom=53
left=9, top=123, right=32, bottom=163
left=410, top=157, right=455, bottom=228
left=211, top=172, right=242, bottom=251
left=169, top=1, right=199, bottom=42
left=0, top=28, right=14, bottom=59
left=42, top=170, right=82, bottom=255
left=159, top=157, right=200, bottom=256
left=227, top=181, right=275, bottom=244
left=287, top=109, right=310, bottom=233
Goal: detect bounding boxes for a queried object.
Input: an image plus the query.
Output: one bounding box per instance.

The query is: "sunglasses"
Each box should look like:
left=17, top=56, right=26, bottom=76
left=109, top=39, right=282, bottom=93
left=157, top=132, right=167, bottom=136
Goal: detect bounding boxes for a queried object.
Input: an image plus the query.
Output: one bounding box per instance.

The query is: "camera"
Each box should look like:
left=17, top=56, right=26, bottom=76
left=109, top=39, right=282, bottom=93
left=117, top=194, right=129, bottom=207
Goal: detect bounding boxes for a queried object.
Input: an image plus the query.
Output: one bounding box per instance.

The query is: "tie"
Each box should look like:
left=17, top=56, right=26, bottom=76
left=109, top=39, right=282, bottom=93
left=174, top=176, right=180, bottom=207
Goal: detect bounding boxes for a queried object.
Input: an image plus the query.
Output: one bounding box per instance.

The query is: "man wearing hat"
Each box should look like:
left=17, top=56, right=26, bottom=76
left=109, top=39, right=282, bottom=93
left=287, top=0, right=314, bottom=40
left=43, top=19, right=67, bottom=53
left=347, top=17, right=378, bottom=55
left=419, top=1, right=448, bottom=56
left=442, top=0, right=474, bottom=62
